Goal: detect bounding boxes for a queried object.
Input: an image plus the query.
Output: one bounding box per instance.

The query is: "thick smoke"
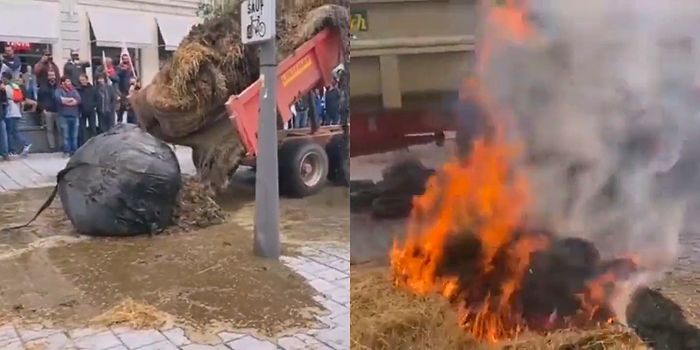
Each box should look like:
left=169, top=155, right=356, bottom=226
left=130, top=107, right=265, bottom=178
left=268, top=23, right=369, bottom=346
left=477, top=0, right=700, bottom=276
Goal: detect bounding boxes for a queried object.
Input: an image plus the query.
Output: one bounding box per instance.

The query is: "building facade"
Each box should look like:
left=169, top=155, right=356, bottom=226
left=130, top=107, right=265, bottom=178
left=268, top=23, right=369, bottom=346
left=350, top=0, right=478, bottom=111
left=0, top=0, right=201, bottom=84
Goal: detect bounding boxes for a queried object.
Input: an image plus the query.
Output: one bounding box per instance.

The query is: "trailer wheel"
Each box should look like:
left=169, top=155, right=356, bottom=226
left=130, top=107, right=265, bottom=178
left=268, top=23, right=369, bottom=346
left=326, top=134, right=349, bottom=186
left=279, top=139, right=328, bottom=198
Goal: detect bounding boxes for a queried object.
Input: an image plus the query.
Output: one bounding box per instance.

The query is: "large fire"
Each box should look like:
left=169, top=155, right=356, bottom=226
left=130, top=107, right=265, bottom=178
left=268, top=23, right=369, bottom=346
left=390, top=0, right=639, bottom=343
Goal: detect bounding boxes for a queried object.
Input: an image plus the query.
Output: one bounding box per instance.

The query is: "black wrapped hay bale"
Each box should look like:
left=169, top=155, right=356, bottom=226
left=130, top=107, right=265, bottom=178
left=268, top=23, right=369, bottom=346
left=58, top=124, right=182, bottom=236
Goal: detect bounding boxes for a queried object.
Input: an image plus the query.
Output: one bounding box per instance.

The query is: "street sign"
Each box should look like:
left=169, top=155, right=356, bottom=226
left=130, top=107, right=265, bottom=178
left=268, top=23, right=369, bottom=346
left=350, top=10, right=368, bottom=32
left=241, top=0, right=280, bottom=259
left=241, top=0, right=275, bottom=44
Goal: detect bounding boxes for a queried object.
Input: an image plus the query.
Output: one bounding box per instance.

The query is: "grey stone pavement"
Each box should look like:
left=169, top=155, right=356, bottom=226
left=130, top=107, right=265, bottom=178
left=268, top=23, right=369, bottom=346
left=0, top=151, right=350, bottom=350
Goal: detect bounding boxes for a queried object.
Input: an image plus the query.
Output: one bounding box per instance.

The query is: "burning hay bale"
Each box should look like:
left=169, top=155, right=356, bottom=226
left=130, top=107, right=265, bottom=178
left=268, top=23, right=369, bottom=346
left=351, top=268, right=648, bottom=350
left=131, top=0, right=350, bottom=188
left=90, top=298, right=172, bottom=330
left=350, top=159, right=435, bottom=219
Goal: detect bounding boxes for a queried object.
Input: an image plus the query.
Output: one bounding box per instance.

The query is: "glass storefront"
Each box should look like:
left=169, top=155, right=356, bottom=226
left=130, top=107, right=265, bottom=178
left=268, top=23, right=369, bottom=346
left=0, top=41, right=52, bottom=75
left=89, top=26, right=140, bottom=79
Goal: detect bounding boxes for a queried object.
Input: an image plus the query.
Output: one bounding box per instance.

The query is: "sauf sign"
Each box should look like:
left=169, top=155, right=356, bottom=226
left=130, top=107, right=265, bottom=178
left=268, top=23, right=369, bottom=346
left=350, top=9, right=368, bottom=32
left=241, top=0, right=275, bottom=44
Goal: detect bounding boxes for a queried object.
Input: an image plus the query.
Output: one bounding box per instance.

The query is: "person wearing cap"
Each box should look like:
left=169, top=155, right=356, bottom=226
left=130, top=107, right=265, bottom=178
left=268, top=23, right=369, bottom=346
left=34, top=49, right=60, bottom=90
left=63, top=50, right=91, bottom=87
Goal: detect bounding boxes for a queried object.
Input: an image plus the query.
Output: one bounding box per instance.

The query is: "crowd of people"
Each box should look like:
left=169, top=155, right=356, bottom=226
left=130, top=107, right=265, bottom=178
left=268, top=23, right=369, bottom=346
left=289, top=77, right=346, bottom=129
left=0, top=47, right=140, bottom=161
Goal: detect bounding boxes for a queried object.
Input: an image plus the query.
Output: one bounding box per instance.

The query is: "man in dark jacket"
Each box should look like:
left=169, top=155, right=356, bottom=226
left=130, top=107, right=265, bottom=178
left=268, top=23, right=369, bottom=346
left=55, top=76, right=81, bottom=156
left=34, top=50, right=61, bottom=90
left=37, top=70, right=62, bottom=151
left=324, top=80, right=340, bottom=125
left=77, top=74, right=98, bottom=146
left=95, top=75, right=118, bottom=133
left=63, top=50, right=91, bottom=87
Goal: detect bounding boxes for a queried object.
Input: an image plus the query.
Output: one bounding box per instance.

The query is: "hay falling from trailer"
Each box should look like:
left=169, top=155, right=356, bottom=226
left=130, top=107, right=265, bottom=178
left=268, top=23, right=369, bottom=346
left=131, top=0, right=349, bottom=189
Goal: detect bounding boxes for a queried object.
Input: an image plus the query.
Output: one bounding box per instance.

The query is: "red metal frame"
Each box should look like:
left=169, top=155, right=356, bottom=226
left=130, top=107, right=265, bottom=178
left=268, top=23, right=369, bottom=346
left=350, top=108, right=456, bottom=157
left=226, top=28, right=343, bottom=156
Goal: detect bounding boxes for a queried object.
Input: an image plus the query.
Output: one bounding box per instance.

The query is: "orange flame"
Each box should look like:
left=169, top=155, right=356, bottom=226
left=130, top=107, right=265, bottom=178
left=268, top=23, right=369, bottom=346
left=390, top=0, right=634, bottom=342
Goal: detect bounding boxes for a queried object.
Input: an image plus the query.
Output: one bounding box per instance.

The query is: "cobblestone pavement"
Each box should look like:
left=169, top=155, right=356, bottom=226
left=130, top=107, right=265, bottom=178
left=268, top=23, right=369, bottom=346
left=0, top=149, right=196, bottom=192
left=0, top=152, right=350, bottom=349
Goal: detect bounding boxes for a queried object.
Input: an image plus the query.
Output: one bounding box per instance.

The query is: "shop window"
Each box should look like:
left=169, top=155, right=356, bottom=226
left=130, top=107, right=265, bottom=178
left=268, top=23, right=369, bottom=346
left=0, top=41, right=53, bottom=75
left=89, top=24, right=140, bottom=80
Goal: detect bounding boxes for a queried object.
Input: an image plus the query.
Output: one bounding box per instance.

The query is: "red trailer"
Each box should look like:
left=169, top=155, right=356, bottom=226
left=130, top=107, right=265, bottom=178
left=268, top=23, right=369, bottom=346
left=226, top=28, right=348, bottom=197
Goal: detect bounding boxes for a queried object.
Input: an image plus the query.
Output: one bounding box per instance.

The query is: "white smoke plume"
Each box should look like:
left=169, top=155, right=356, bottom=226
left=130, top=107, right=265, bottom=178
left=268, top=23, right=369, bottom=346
left=477, top=0, right=700, bottom=275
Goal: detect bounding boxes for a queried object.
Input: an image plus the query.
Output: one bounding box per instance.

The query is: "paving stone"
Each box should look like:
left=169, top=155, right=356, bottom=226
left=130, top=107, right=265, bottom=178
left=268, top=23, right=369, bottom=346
left=328, top=259, right=349, bottom=273
left=333, top=277, right=350, bottom=290
left=181, top=344, right=230, bottom=350
left=0, top=340, right=24, bottom=350
left=330, top=312, right=350, bottom=329
left=0, top=324, right=19, bottom=345
left=217, top=331, right=246, bottom=343
left=110, top=327, right=131, bottom=335
left=134, top=340, right=179, bottom=349
left=315, top=268, right=347, bottom=282
left=297, top=260, right=331, bottom=276
left=18, top=328, right=62, bottom=342
left=226, top=335, right=278, bottom=350
left=308, top=278, right=338, bottom=293
left=104, top=346, right=128, bottom=350
left=295, top=270, right=316, bottom=280
left=326, top=287, right=350, bottom=305
left=278, top=336, right=307, bottom=349
left=315, top=327, right=350, bottom=350
left=314, top=296, right=349, bottom=316
left=117, top=329, right=168, bottom=349
left=73, top=330, right=123, bottom=350
left=293, top=334, right=333, bottom=350
left=25, top=332, right=72, bottom=350
left=318, top=247, right=350, bottom=261
left=161, top=327, right=191, bottom=346
left=68, top=328, right=104, bottom=339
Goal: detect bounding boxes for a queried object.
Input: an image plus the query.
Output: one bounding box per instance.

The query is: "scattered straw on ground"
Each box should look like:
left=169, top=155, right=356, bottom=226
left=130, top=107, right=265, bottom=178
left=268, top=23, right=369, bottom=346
left=351, top=267, right=648, bottom=350
left=90, top=298, right=172, bottom=330
left=165, top=176, right=227, bottom=233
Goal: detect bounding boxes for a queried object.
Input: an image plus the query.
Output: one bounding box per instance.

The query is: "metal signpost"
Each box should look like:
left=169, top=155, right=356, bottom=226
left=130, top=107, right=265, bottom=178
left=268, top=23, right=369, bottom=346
left=241, top=0, right=280, bottom=259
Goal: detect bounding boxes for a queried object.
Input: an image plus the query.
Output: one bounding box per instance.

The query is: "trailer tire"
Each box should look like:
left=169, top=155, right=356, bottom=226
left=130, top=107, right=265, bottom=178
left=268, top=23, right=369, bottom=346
left=326, top=134, right=349, bottom=187
left=279, top=139, right=328, bottom=198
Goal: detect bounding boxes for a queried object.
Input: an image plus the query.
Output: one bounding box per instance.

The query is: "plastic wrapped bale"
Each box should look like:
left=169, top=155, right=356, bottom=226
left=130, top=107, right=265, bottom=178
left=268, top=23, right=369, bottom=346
left=58, top=124, right=182, bottom=236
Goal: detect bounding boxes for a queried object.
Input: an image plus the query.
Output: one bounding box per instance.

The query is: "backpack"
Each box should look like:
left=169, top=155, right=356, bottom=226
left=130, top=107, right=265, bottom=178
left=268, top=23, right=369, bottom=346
left=10, top=83, right=24, bottom=103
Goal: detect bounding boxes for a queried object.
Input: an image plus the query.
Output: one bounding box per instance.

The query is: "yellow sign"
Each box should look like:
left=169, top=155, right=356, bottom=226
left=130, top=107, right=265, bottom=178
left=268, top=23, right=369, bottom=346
left=350, top=10, right=368, bottom=32
left=281, top=55, right=313, bottom=87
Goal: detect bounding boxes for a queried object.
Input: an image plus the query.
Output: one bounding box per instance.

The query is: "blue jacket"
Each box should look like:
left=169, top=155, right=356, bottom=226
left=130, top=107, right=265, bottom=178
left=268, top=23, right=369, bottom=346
left=55, top=87, right=81, bottom=117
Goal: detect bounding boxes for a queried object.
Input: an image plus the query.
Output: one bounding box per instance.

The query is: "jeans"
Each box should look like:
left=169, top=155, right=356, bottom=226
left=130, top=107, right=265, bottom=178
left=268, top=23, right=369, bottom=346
left=79, top=110, right=97, bottom=146
left=294, top=110, right=308, bottom=128
left=43, top=111, right=61, bottom=150
left=60, top=115, right=79, bottom=155
left=0, top=119, right=8, bottom=157
left=5, top=118, right=28, bottom=153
